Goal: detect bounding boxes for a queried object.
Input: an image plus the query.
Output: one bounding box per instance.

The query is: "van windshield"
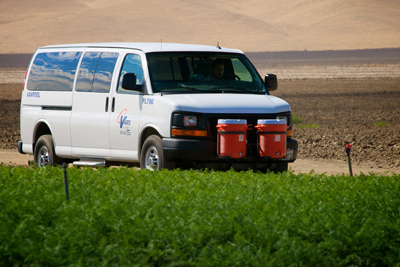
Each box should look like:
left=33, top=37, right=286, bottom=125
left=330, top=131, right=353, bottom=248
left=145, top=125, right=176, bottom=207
left=146, top=52, right=267, bottom=94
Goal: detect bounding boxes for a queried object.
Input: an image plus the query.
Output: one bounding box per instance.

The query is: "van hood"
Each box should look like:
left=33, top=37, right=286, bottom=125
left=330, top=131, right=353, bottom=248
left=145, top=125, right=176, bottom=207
left=161, top=93, right=290, bottom=113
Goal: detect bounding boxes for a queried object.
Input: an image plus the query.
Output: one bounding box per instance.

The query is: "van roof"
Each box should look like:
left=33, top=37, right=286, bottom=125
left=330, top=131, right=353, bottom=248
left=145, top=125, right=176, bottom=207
left=40, top=42, right=243, bottom=54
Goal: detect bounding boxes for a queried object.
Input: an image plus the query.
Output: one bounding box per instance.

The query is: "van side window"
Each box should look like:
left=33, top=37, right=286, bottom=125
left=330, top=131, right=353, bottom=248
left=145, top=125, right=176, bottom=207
left=76, top=52, right=119, bottom=93
left=117, top=54, right=144, bottom=92
left=75, top=52, right=99, bottom=92
left=27, top=51, right=82, bottom=91
left=93, top=53, right=119, bottom=93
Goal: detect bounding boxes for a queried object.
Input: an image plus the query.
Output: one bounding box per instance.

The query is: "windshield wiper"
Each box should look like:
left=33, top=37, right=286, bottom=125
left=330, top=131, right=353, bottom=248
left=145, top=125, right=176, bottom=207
left=158, top=86, right=200, bottom=92
left=215, top=87, right=260, bottom=94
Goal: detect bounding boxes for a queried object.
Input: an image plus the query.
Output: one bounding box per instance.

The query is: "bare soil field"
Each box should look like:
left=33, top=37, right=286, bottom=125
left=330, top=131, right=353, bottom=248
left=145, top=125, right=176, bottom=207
left=2, top=79, right=400, bottom=174
left=275, top=79, right=400, bottom=170
left=1, top=58, right=399, bottom=175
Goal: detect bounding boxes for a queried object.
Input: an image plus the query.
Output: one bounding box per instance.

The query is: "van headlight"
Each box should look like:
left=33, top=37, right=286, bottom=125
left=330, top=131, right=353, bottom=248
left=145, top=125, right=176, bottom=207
left=171, top=112, right=207, bottom=138
left=277, top=113, right=293, bottom=138
left=184, top=115, right=197, bottom=127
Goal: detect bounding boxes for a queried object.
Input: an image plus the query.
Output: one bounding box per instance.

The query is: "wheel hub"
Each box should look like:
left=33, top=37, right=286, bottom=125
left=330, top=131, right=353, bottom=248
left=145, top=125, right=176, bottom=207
left=145, top=146, right=159, bottom=170
left=38, top=146, right=49, bottom=167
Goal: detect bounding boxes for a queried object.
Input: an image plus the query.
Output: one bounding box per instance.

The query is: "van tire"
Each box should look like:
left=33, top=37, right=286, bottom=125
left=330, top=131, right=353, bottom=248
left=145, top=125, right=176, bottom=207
left=270, top=162, right=288, bottom=173
left=34, top=135, right=61, bottom=167
left=140, top=135, right=166, bottom=170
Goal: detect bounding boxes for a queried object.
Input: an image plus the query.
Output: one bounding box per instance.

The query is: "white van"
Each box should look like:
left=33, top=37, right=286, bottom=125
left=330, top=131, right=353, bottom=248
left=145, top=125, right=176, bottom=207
left=19, top=43, right=297, bottom=171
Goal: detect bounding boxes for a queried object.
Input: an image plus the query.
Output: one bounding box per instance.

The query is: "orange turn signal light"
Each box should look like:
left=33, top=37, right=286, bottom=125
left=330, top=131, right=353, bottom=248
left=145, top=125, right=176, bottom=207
left=172, top=129, right=207, bottom=137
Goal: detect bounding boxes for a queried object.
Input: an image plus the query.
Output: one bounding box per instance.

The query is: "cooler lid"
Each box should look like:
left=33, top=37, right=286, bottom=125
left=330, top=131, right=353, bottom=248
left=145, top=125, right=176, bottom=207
left=257, top=118, right=287, bottom=125
left=217, top=119, right=247, bottom=125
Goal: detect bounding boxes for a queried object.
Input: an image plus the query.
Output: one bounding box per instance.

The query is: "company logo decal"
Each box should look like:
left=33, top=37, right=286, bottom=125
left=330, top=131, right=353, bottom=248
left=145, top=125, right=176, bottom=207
left=27, top=91, right=40, bottom=98
left=117, top=108, right=131, bottom=136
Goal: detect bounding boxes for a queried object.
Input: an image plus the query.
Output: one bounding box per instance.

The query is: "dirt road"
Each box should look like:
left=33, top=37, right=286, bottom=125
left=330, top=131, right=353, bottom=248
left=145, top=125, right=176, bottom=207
left=2, top=149, right=398, bottom=176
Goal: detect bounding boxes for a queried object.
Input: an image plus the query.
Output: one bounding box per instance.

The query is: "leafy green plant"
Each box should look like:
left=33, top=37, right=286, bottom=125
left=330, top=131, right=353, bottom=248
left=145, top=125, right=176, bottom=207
left=292, top=112, right=303, bottom=124
left=297, top=123, right=321, bottom=129
left=374, top=121, right=390, bottom=127
left=1, top=165, right=400, bottom=266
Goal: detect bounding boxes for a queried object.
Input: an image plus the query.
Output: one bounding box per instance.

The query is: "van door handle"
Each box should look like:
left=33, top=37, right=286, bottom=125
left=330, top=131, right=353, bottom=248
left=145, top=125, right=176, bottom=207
left=111, top=97, right=115, bottom=112
left=105, top=97, right=109, bottom=112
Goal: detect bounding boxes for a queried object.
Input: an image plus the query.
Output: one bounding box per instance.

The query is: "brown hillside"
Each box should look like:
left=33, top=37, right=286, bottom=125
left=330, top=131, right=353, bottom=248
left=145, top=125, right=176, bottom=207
left=0, top=0, right=399, bottom=53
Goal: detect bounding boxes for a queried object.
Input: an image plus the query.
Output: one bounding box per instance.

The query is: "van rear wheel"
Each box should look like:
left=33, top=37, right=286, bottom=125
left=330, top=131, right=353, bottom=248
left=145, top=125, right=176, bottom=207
left=34, top=135, right=61, bottom=167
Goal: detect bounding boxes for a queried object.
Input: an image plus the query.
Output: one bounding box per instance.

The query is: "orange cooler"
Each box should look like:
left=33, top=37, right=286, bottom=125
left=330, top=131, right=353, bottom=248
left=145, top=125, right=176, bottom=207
left=255, top=119, right=287, bottom=158
left=217, top=119, right=248, bottom=158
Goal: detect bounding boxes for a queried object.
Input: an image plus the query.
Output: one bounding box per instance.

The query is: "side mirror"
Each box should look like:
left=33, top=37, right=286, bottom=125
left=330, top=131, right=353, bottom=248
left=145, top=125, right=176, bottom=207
left=122, top=73, right=142, bottom=91
left=265, top=74, right=278, bottom=91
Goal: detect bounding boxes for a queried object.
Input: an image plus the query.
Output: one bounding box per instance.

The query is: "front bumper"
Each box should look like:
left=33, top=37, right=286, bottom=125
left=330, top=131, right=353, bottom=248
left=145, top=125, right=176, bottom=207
left=162, top=138, right=298, bottom=163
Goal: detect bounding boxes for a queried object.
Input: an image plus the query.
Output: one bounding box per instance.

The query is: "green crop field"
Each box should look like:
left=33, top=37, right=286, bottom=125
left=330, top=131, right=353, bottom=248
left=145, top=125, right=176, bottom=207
left=1, top=165, right=399, bottom=266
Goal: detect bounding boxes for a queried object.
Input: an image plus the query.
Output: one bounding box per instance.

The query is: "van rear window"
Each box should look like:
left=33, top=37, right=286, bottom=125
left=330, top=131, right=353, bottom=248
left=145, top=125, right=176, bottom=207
left=27, top=51, right=82, bottom=91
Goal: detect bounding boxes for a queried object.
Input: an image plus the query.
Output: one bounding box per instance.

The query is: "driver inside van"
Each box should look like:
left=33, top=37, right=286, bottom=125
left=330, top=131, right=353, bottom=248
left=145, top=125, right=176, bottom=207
left=205, top=59, right=225, bottom=80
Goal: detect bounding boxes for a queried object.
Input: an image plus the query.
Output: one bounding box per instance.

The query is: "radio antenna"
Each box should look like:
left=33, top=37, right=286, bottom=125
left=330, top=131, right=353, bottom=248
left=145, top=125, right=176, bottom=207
left=217, top=41, right=221, bottom=49
left=161, top=39, right=163, bottom=51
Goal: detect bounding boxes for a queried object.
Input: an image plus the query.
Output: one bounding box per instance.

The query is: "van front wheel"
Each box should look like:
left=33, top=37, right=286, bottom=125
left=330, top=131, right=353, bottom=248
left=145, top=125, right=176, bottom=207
left=140, top=135, right=167, bottom=170
left=34, top=135, right=61, bottom=167
left=270, top=162, right=288, bottom=173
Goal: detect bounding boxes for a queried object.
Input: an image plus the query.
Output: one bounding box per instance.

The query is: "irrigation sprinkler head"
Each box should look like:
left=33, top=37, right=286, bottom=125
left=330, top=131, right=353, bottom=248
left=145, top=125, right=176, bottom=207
left=344, top=144, right=353, bottom=176
left=345, top=144, right=352, bottom=155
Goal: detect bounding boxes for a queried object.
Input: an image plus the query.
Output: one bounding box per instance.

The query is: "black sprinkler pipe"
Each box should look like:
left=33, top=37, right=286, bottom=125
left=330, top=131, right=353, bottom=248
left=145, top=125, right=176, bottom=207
left=345, top=144, right=353, bottom=177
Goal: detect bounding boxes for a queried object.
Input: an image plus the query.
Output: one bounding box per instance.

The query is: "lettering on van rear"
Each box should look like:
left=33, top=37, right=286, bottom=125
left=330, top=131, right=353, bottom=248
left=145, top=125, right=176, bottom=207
left=27, top=91, right=40, bottom=98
